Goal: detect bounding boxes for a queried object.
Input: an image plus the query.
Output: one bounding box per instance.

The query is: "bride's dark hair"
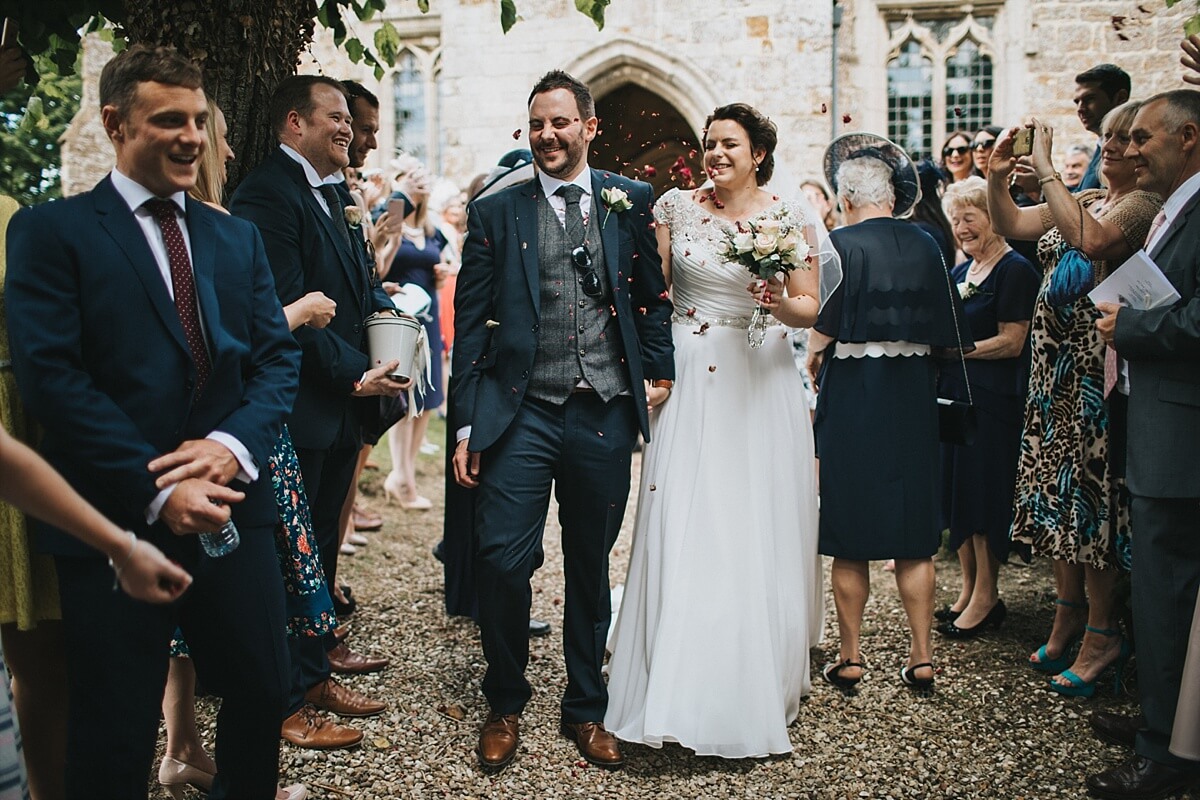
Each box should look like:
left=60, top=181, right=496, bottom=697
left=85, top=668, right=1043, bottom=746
left=704, top=103, right=777, bottom=186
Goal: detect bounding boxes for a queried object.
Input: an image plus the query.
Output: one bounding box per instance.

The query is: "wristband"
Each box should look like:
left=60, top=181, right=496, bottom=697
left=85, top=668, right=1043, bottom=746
left=107, top=531, right=137, bottom=591
left=651, top=380, right=674, bottom=390
left=1038, top=172, right=1062, bottom=187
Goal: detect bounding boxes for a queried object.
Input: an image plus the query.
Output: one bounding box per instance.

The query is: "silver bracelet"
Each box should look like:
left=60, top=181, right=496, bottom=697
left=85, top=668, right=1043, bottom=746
left=107, top=531, right=137, bottom=592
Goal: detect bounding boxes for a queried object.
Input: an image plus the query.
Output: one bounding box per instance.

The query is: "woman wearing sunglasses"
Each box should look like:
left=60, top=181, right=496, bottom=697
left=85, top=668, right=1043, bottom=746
left=939, top=131, right=976, bottom=183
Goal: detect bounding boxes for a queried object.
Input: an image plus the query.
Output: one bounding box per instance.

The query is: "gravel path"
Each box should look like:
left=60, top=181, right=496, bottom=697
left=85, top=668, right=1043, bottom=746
left=174, top=420, right=1177, bottom=799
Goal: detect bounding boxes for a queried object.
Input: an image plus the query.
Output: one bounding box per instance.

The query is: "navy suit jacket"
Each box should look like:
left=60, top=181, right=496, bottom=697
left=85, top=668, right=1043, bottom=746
left=1115, top=185, right=1200, bottom=499
left=230, top=148, right=394, bottom=451
left=5, top=176, right=300, bottom=558
left=452, top=169, right=675, bottom=453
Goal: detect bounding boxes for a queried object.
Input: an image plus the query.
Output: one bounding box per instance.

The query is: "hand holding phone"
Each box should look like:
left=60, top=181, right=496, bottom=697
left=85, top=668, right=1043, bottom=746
left=1012, top=127, right=1034, bottom=158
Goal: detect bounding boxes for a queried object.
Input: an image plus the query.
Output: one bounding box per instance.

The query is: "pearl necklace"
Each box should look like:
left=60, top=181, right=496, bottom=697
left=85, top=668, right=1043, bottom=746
left=967, top=240, right=1009, bottom=276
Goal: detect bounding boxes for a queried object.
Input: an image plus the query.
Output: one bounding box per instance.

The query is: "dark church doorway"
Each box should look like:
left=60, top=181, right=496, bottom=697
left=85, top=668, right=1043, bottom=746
left=591, top=83, right=704, bottom=196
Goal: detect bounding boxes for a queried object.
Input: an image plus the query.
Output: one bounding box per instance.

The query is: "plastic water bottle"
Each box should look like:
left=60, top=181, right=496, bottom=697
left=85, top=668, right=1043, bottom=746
left=199, top=519, right=240, bottom=558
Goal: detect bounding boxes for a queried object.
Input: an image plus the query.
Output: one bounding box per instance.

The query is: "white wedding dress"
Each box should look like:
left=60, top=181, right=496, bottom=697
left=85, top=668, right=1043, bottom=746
left=604, top=188, right=823, bottom=758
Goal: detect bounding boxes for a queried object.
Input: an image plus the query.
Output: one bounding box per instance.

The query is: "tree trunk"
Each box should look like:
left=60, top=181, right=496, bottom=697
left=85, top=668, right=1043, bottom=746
left=120, top=0, right=317, bottom=190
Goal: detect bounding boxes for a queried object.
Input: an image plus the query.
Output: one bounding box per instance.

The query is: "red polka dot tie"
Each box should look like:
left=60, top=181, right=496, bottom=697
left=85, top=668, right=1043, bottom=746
left=145, top=199, right=211, bottom=393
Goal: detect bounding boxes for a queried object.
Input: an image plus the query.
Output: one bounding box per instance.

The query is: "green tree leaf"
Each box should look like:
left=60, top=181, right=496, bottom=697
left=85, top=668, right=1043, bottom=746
left=574, top=0, right=610, bottom=30
left=374, top=21, right=401, bottom=66
left=344, top=36, right=365, bottom=64
left=501, top=0, right=518, bottom=33
left=1187, top=13, right=1200, bottom=36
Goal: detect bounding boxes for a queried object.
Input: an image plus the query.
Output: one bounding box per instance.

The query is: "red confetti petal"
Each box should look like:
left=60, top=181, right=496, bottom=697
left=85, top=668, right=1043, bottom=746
left=842, top=114, right=852, bottom=124
left=820, top=102, right=828, bottom=114
left=658, top=290, right=669, bottom=300
left=649, top=484, right=657, bottom=491
left=686, top=307, right=696, bottom=317
left=512, top=129, right=521, bottom=139
left=708, top=365, right=717, bottom=372
left=643, top=165, right=657, bottom=177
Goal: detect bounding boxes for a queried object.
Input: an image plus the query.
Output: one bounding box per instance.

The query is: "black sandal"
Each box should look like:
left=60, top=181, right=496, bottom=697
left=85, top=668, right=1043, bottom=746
left=900, top=662, right=935, bottom=691
left=822, top=659, right=865, bottom=690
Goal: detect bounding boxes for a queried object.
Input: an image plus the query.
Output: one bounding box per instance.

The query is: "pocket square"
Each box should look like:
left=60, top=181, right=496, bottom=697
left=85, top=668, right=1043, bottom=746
left=485, top=319, right=500, bottom=329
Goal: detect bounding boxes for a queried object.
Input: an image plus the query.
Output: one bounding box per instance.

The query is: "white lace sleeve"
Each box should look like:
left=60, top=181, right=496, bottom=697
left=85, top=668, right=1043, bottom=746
left=653, top=187, right=681, bottom=227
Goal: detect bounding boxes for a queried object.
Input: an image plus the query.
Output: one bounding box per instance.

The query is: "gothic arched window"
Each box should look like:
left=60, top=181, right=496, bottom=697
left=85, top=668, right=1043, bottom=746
left=888, top=39, right=934, bottom=160
left=884, top=13, right=997, bottom=161
left=392, top=51, right=427, bottom=163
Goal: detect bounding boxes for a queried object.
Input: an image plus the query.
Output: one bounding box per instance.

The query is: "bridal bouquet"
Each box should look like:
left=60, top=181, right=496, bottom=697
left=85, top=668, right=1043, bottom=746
left=722, top=214, right=810, bottom=282
left=721, top=213, right=810, bottom=347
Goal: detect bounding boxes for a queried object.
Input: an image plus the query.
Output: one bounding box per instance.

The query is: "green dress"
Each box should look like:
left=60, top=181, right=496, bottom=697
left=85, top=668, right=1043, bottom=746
left=0, top=195, right=59, bottom=629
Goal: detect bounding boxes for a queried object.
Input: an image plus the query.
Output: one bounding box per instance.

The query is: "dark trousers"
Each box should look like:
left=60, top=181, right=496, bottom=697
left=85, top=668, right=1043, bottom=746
left=475, top=393, right=637, bottom=722
left=289, top=443, right=359, bottom=711
left=55, top=524, right=289, bottom=800
left=1131, top=495, right=1200, bottom=767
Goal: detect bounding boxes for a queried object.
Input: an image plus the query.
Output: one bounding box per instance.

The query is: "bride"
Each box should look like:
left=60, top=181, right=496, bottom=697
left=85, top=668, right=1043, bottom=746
left=604, top=103, right=833, bottom=758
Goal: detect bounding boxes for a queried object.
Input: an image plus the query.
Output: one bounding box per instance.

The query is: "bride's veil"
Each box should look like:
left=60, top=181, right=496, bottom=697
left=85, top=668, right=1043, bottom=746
left=765, top=160, right=843, bottom=312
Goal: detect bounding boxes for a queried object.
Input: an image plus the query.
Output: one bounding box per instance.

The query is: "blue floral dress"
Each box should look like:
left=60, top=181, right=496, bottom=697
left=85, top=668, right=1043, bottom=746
left=171, top=427, right=333, bottom=655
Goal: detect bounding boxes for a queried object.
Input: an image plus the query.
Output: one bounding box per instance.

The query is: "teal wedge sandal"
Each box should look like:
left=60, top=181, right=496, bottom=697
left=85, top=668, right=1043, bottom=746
left=1048, top=625, right=1131, bottom=698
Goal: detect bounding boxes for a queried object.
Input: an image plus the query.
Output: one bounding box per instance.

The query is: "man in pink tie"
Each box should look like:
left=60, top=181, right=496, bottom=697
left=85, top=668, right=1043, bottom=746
left=1089, top=89, right=1200, bottom=800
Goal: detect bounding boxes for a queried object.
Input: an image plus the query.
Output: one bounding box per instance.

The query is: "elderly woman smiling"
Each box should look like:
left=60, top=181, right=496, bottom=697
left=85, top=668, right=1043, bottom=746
left=935, top=177, right=1040, bottom=640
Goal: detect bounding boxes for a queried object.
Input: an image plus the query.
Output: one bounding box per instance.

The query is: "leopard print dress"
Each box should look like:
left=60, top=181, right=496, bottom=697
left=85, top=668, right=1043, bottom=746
left=1009, top=189, right=1161, bottom=570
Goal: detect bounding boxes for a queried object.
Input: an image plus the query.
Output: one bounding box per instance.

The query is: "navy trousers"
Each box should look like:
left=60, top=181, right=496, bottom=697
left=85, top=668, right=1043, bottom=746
left=474, top=392, right=637, bottom=722
left=56, top=523, right=288, bottom=800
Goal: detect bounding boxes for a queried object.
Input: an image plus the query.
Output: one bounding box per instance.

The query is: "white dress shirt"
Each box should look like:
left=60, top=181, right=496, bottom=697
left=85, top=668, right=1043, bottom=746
left=108, top=169, right=257, bottom=523
left=279, top=143, right=346, bottom=217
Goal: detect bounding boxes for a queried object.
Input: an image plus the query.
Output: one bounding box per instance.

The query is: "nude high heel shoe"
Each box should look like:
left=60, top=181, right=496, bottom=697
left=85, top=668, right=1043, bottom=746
left=383, top=470, right=432, bottom=510
left=158, top=756, right=214, bottom=799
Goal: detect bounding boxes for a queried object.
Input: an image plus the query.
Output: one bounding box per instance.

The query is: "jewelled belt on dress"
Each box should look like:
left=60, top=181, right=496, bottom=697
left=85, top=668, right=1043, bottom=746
left=670, top=311, right=782, bottom=329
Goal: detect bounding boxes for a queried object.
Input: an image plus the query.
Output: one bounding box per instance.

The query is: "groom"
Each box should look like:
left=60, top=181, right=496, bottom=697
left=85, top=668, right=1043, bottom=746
left=452, top=70, right=674, bottom=771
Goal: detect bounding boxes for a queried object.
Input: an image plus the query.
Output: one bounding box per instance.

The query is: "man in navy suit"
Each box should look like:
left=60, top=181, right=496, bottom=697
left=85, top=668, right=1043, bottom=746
left=1088, top=89, right=1200, bottom=799
left=231, top=75, right=405, bottom=749
left=5, top=45, right=300, bottom=798
left=452, top=70, right=675, bottom=772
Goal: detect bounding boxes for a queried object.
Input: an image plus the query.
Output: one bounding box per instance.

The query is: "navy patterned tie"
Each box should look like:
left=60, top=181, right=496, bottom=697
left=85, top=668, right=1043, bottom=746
left=319, top=183, right=353, bottom=247
left=145, top=199, right=211, bottom=393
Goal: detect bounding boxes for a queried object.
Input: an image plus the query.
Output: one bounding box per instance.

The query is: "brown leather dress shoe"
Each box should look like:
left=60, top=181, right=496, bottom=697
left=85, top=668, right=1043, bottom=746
left=560, top=721, right=624, bottom=769
left=353, top=504, right=383, bottom=531
left=327, top=641, right=389, bottom=674
left=280, top=706, right=363, bottom=750
left=304, top=677, right=386, bottom=717
left=477, top=712, right=519, bottom=772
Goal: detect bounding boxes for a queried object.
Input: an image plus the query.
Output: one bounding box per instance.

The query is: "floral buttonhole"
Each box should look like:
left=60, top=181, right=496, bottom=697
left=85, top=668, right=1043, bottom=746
left=600, top=186, right=632, bottom=228
left=344, top=205, right=364, bottom=228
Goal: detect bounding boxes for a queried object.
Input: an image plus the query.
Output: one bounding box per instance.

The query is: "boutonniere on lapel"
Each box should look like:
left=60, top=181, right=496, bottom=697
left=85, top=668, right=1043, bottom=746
left=600, top=186, right=632, bottom=228
left=344, top=205, right=364, bottom=229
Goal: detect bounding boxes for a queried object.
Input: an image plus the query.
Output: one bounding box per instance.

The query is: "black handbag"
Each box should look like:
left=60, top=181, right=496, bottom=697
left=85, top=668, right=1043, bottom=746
left=937, top=250, right=977, bottom=446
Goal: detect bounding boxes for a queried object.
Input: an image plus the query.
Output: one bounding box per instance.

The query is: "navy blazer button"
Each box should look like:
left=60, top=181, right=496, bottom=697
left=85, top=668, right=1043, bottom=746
left=532, top=324, right=539, bottom=332
left=522, top=370, right=528, bottom=378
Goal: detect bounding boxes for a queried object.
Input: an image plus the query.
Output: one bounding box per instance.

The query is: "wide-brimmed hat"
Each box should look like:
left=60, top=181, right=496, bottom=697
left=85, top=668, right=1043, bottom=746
left=823, top=132, right=921, bottom=219
left=472, top=149, right=535, bottom=201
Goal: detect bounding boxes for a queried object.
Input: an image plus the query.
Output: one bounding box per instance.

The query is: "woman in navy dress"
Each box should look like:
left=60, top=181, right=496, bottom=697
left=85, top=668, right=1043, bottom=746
left=934, top=177, right=1039, bottom=640
left=380, top=173, right=448, bottom=510
left=809, top=135, right=972, bottom=693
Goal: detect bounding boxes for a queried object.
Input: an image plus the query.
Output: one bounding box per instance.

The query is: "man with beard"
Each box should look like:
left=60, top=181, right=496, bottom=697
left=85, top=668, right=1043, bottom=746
left=1072, top=64, right=1131, bottom=192
left=231, top=75, right=403, bottom=750
left=451, top=70, right=674, bottom=772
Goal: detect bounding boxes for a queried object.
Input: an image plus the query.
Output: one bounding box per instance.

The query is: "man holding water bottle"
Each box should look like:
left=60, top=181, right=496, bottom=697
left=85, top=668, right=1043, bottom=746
left=6, top=45, right=301, bottom=798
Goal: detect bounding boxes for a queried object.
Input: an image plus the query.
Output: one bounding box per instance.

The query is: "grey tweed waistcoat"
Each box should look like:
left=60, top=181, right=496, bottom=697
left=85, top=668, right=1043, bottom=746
left=525, top=185, right=629, bottom=404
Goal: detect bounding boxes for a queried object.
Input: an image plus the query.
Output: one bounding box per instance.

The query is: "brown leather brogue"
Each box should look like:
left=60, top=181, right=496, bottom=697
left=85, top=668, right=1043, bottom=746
left=280, top=706, right=363, bottom=750
left=327, top=641, right=389, bottom=674
left=560, top=721, right=624, bottom=769
left=476, top=711, right=519, bottom=772
left=304, top=676, right=385, bottom=717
